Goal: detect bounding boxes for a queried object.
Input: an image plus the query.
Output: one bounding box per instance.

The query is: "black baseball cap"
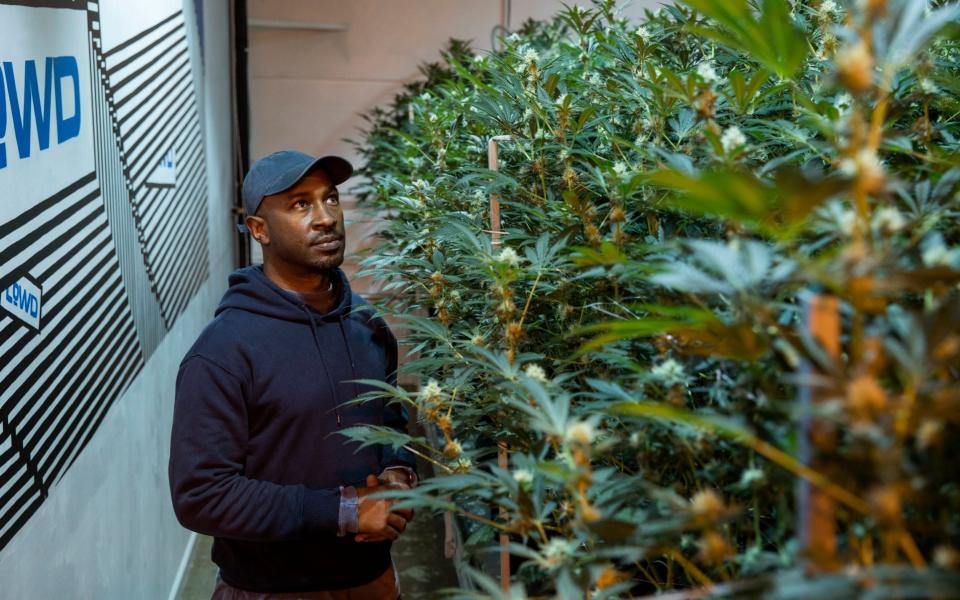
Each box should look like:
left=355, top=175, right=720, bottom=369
left=238, top=150, right=353, bottom=232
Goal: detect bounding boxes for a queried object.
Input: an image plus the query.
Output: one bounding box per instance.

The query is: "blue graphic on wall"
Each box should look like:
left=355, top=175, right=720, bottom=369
left=145, top=148, right=177, bottom=188
left=0, top=56, right=81, bottom=168
left=1, top=276, right=42, bottom=331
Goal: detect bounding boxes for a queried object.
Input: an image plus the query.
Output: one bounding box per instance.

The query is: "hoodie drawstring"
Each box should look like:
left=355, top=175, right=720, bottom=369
left=337, top=316, right=363, bottom=400
left=304, top=306, right=342, bottom=427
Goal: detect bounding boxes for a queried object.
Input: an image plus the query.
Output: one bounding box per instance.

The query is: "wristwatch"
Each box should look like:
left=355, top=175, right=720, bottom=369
left=337, top=485, right=359, bottom=537
left=382, top=465, right=418, bottom=487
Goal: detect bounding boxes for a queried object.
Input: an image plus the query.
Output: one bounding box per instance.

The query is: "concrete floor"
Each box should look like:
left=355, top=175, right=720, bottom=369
left=177, top=535, right=217, bottom=600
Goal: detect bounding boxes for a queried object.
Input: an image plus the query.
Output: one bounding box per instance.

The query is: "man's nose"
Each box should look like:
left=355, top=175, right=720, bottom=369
left=311, top=202, right=337, bottom=228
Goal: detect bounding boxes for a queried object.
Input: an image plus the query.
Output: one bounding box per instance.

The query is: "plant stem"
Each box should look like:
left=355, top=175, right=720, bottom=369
left=402, top=444, right=454, bottom=473
left=455, top=506, right=511, bottom=531
left=634, top=560, right=662, bottom=588
left=663, top=547, right=713, bottom=589
left=749, top=437, right=869, bottom=514
left=899, top=530, right=927, bottom=568
left=518, top=270, right=544, bottom=329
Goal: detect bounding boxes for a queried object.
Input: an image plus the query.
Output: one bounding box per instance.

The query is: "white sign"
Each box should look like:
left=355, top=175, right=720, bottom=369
left=1, top=276, right=42, bottom=331
left=0, top=4, right=93, bottom=224
left=146, top=148, right=176, bottom=188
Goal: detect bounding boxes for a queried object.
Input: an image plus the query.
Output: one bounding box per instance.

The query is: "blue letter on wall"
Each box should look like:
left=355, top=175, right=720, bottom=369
left=54, top=56, right=80, bottom=144
left=0, top=66, right=6, bottom=170
left=3, top=58, right=54, bottom=160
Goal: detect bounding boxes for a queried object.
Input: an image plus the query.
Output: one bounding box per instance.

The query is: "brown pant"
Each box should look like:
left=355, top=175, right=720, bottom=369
left=211, top=565, right=400, bottom=600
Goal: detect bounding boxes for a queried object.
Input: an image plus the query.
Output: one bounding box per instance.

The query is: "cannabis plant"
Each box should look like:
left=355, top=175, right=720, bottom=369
left=347, top=1, right=960, bottom=597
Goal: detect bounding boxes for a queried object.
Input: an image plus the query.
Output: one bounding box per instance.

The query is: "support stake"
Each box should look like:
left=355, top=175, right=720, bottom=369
left=798, top=293, right=841, bottom=570
left=489, top=134, right=514, bottom=592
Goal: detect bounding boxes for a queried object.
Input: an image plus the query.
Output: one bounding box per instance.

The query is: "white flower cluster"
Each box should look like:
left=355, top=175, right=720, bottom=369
left=513, top=468, right=534, bottom=484
left=739, top=467, right=766, bottom=487
left=819, top=0, right=838, bottom=19
left=635, top=25, right=652, bottom=44
left=838, top=209, right=857, bottom=236
left=516, top=46, right=540, bottom=74
left=721, top=126, right=747, bottom=153
left=524, top=363, right=549, bottom=383
left=541, top=538, right=574, bottom=565
left=613, top=161, right=629, bottom=177
left=834, top=92, right=854, bottom=117
left=920, top=78, right=939, bottom=95
left=497, top=246, right=521, bottom=267
left=564, top=420, right=595, bottom=445
left=923, top=243, right=952, bottom=267
left=419, top=379, right=442, bottom=403
left=838, top=149, right=884, bottom=186
left=696, top=61, right=719, bottom=85
left=872, top=207, right=906, bottom=233
left=922, top=234, right=960, bottom=268
left=651, top=358, right=686, bottom=386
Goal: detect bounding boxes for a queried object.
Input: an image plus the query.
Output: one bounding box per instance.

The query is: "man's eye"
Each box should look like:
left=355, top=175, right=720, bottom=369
left=294, top=199, right=309, bottom=208
left=327, top=196, right=340, bottom=205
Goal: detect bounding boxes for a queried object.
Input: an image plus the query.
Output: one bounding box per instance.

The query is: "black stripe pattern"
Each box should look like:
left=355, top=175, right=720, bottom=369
left=0, top=1, right=210, bottom=552
left=87, top=5, right=167, bottom=360
left=0, top=173, right=145, bottom=551
left=96, top=6, right=209, bottom=328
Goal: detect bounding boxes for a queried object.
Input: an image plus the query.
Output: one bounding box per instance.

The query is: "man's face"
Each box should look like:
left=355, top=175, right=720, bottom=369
left=248, top=168, right=346, bottom=273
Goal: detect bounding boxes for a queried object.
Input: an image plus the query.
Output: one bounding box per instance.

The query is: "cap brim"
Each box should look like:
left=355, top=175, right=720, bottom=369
left=311, top=155, right=353, bottom=186
left=263, top=155, right=354, bottom=198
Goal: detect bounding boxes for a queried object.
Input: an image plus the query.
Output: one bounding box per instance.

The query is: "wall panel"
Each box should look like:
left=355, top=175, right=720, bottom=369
left=0, top=0, right=211, bottom=570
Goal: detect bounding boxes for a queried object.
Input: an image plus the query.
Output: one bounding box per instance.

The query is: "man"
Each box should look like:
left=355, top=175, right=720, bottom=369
left=169, top=150, right=417, bottom=599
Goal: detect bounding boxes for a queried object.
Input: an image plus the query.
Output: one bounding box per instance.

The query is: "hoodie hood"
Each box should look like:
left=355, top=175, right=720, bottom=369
left=215, top=265, right=353, bottom=323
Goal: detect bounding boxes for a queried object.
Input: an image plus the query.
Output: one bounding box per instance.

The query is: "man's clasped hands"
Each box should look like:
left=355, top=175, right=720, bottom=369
left=354, top=470, right=415, bottom=542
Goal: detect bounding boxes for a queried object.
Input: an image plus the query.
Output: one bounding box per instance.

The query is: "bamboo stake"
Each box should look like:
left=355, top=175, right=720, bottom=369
left=488, top=136, right=512, bottom=248
left=798, top=294, right=841, bottom=570
left=489, top=134, right=514, bottom=593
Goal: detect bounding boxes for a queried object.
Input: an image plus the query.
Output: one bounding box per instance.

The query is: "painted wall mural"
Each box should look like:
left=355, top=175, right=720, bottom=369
left=0, top=0, right=209, bottom=551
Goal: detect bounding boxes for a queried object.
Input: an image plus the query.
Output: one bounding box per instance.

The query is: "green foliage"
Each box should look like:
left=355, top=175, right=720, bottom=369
left=348, top=1, right=960, bottom=597
left=682, top=0, right=809, bottom=79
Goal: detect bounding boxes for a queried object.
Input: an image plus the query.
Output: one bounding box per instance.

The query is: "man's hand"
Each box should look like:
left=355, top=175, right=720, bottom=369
left=378, top=468, right=415, bottom=489
left=356, top=474, right=407, bottom=542
left=378, top=469, right=415, bottom=523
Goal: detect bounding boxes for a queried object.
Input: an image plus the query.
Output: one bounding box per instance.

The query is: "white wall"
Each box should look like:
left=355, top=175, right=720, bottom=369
left=0, top=1, right=235, bottom=598
left=246, top=0, right=660, bottom=287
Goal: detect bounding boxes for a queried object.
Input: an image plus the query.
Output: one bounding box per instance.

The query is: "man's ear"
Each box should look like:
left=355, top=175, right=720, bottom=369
left=246, top=215, right=269, bottom=245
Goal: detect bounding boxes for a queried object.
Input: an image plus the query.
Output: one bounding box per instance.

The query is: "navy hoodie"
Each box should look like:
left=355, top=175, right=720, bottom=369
left=168, top=265, right=415, bottom=593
